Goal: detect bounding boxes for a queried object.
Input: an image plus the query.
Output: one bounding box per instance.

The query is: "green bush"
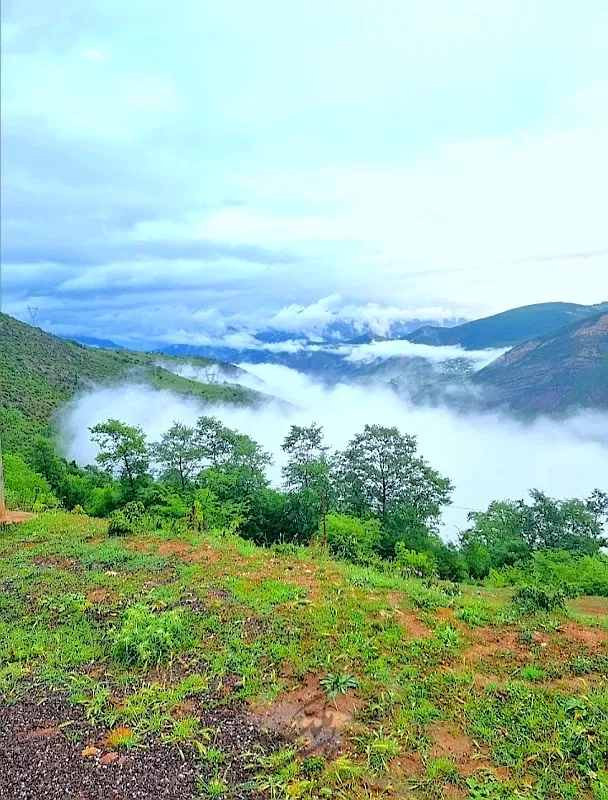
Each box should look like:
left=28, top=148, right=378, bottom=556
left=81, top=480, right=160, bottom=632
left=107, top=501, right=145, bottom=536
left=111, top=605, right=191, bottom=666
left=322, top=513, right=381, bottom=564
left=513, top=585, right=566, bottom=614
left=394, top=543, right=437, bottom=578
left=2, top=452, right=58, bottom=511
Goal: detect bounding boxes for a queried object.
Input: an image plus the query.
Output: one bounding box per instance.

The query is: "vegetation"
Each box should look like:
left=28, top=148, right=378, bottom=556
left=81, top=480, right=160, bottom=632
left=0, top=312, right=269, bottom=461
left=1, top=511, right=606, bottom=798
left=2, top=309, right=608, bottom=797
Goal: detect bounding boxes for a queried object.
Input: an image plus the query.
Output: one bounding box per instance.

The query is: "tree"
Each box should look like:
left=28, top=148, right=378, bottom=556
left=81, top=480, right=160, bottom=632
left=151, top=422, right=200, bottom=487
left=335, top=424, right=453, bottom=523
left=461, top=490, right=607, bottom=579
left=195, top=416, right=234, bottom=468
left=282, top=423, right=330, bottom=493
left=90, top=419, right=149, bottom=488
left=195, top=416, right=271, bottom=496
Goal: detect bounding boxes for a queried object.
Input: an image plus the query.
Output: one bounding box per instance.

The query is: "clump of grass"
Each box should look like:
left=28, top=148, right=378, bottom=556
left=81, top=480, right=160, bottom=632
left=111, top=604, right=192, bottom=667
left=519, top=665, right=545, bottom=681
left=356, top=727, right=401, bottom=772
left=320, top=672, right=358, bottom=700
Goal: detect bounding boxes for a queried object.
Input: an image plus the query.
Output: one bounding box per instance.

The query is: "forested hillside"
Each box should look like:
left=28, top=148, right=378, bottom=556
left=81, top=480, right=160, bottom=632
left=0, top=313, right=266, bottom=457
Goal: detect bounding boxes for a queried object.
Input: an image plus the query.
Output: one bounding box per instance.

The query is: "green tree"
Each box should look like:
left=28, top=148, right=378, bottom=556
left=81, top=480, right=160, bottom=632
left=90, top=419, right=149, bottom=488
left=151, top=422, right=200, bottom=487
left=282, top=423, right=330, bottom=492
left=195, top=416, right=234, bottom=468
left=335, top=424, right=452, bottom=523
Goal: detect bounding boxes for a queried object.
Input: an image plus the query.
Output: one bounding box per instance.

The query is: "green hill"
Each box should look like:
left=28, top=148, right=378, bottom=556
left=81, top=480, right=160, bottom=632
left=473, top=310, right=608, bottom=414
left=406, top=302, right=608, bottom=350
left=0, top=314, right=267, bottom=455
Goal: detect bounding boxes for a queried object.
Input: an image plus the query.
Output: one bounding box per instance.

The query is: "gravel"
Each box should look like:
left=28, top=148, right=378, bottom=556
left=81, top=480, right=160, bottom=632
left=0, top=690, right=280, bottom=799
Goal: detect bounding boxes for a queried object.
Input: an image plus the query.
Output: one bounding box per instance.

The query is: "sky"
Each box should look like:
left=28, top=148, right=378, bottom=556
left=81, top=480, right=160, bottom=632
left=2, top=0, right=608, bottom=345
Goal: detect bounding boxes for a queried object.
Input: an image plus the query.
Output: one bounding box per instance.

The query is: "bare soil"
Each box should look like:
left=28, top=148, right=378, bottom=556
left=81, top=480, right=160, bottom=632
left=0, top=690, right=280, bottom=799
left=253, top=674, right=361, bottom=754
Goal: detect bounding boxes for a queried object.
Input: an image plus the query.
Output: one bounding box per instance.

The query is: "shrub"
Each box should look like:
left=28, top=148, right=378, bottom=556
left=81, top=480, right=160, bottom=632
left=3, top=452, right=58, bottom=511
left=322, top=513, right=381, bottom=564
left=395, top=543, right=437, bottom=578
left=111, top=605, right=191, bottom=666
left=107, top=501, right=145, bottom=536
left=513, top=585, right=565, bottom=614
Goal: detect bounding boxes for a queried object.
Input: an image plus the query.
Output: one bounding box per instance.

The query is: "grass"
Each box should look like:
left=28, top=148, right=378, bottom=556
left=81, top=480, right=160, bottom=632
left=1, top=512, right=607, bottom=798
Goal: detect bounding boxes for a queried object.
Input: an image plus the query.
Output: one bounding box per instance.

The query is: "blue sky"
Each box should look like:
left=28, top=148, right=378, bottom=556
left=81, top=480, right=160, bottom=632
left=2, top=0, right=608, bottom=345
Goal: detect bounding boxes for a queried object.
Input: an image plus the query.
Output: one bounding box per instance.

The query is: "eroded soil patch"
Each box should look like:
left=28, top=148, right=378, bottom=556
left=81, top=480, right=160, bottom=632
left=253, top=674, right=361, bottom=754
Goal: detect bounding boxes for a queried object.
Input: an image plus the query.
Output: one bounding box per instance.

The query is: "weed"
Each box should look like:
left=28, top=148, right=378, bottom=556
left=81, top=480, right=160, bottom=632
left=319, top=672, right=358, bottom=700
left=514, top=585, right=566, bottom=614
left=111, top=605, right=192, bottom=666
left=356, top=728, right=401, bottom=772
left=107, top=726, right=138, bottom=750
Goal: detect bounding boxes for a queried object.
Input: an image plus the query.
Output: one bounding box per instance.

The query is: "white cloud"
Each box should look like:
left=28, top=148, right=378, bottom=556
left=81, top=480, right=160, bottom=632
left=61, top=368, right=608, bottom=537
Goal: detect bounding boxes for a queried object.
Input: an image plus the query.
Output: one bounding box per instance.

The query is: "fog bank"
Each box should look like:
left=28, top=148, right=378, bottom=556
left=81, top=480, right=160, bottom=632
left=61, top=365, right=608, bottom=537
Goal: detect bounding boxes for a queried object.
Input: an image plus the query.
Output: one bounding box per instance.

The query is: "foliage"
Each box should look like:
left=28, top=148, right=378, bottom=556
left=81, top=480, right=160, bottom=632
left=90, top=419, right=149, bottom=487
left=150, top=422, right=201, bottom=486
left=513, top=585, right=566, bottom=614
left=108, top=501, right=146, bottom=536
left=462, top=490, right=607, bottom=579
left=319, top=672, right=358, bottom=700
left=322, top=513, right=381, bottom=563
left=111, top=605, right=191, bottom=666
left=281, top=422, right=330, bottom=494
left=2, top=452, right=58, bottom=511
left=394, top=543, right=437, bottom=578
left=334, top=424, right=453, bottom=524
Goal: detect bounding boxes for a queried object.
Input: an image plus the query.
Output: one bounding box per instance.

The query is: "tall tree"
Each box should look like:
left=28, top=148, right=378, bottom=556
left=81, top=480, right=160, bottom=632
left=335, top=424, right=452, bottom=522
left=151, top=422, right=200, bottom=487
left=90, top=419, right=149, bottom=487
left=281, top=423, right=329, bottom=492
left=195, top=416, right=234, bottom=468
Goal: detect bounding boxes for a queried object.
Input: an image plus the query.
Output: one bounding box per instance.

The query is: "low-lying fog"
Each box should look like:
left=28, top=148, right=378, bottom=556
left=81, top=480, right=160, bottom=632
left=61, top=363, right=608, bottom=538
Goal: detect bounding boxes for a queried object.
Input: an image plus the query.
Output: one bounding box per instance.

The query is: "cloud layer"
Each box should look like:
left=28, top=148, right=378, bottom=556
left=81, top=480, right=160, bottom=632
left=61, top=365, right=608, bottom=537
left=2, top=1, right=608, bottom=343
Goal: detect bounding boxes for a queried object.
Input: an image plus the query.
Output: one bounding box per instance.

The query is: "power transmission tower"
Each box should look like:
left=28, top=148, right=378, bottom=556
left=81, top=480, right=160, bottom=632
left=27, top=306, right=39, bottom=327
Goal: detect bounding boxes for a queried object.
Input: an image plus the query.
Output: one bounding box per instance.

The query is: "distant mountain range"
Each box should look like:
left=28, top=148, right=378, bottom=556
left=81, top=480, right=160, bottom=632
left=404, top=302, right=608, bottom=350
left=6, top=300, right=608, bottom=423
left=474, top=310, right=608, bottom=414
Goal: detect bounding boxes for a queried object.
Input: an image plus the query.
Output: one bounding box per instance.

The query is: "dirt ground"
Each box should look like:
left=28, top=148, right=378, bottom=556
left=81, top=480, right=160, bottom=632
left=0, top=690, right=279, bottom=800
left=0, top=511, right=36, bottom=525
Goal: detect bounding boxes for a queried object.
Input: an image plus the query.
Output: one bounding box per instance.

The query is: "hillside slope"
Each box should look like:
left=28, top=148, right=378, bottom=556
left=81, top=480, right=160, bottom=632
left=0, top=314, right=268, bottom=452
left=406, top=302, right=607, bottom=350
left=473, top=310, right=608, bottom=414
left=1, top=512, right=606, bottom=799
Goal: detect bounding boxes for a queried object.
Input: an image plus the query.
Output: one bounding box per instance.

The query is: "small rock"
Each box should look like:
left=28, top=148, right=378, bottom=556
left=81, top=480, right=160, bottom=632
left=100, top=752, right=119, bottom=766
left=81, top=746, right=101, bottom=757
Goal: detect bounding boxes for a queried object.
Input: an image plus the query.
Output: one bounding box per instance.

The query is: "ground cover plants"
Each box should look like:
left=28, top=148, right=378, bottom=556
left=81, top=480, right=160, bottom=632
left=1, top=511, right=606, bottom=799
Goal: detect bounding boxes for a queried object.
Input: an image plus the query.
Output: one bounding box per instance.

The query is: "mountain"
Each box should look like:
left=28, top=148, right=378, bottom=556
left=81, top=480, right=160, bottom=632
left=405, top=302, right=608, bottom=350
left=65, top=335, right=126, bottom=350
left=473, top=310, right=608, bottom=414
left=0, top=314, right=272, bottom=457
